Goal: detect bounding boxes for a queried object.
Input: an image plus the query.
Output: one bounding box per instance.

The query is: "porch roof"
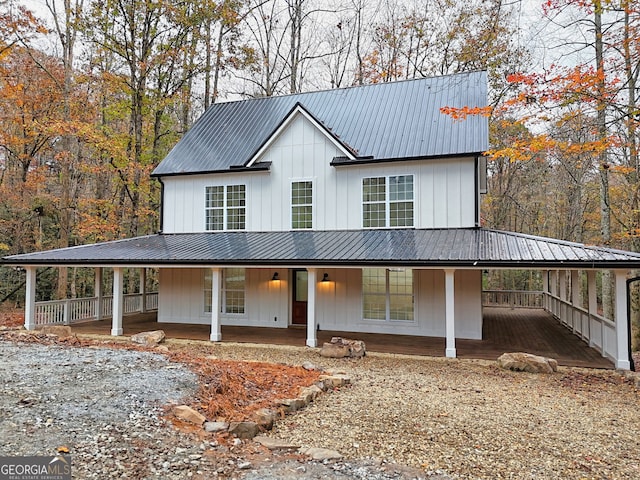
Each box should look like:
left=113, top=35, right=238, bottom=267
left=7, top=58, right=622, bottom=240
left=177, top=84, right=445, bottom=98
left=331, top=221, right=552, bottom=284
left=4, top=228, right=640, bottom=269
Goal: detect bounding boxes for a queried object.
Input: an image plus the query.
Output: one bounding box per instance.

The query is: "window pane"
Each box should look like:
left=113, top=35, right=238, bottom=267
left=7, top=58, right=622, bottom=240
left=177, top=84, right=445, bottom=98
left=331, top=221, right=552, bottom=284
left=292, top=181, right=312, bottom=229
left=363, top=294, right=386, bottom=320
left=224, top=268, right=245, bottom=314
left=226, top=185, right=246, bottom=230
left=390, top=201, right=414, bottom=227
left=389, top=269, right=413, bottom=321
left=227, top=208, right=246, bottom=230
left=390, top=294, right=414, bottom=321
left=204, top=270, right=212, bottom=313
left=363, top=204, right=386, bottom=228
left=206, top=186, right=224, bottom=208
left=363, top=268, right=387, bottom=320
left=206, top=209, right=223, bottom=231
left=389, top=175, right=413, bottom=201
left=363, top=177, right=385, bottom=202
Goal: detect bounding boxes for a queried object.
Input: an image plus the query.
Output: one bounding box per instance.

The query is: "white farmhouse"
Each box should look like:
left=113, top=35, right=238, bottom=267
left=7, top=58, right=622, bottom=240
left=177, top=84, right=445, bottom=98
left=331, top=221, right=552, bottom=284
left=4, top=71, right=639, bottom=370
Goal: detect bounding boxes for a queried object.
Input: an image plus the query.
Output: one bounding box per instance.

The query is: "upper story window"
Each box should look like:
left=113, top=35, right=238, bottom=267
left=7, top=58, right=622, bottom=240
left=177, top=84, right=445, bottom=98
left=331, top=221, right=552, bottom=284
left=205, top=185, right=246, bottom=231
left=291, top=180, right=313, bottom=229
left=362, top=175, right=414, bottom=228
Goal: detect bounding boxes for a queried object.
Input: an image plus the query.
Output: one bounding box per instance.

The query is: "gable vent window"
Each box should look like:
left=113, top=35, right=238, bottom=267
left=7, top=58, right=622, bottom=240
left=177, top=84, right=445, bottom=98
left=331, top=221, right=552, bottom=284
left=205, top=185, right=245, bottom=231
left=291, top=180, right=313, bottom=229
left=363, top=175, right=413, bottom=228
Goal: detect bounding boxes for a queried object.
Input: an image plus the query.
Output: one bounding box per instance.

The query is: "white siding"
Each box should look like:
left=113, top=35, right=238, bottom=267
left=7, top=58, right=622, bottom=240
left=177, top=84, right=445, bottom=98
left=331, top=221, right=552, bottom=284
left=158, top=268, right=289, bottom=328
left=158, top=267, right=482, bottom=339
left=161, top=114, right=477, bottom=233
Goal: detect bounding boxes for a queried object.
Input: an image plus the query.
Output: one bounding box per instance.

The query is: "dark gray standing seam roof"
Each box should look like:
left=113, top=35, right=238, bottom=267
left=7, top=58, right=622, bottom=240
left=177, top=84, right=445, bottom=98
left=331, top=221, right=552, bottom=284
left=4, top=229, right=640, bottom=269
left=152, top=72, right=489, bottom=176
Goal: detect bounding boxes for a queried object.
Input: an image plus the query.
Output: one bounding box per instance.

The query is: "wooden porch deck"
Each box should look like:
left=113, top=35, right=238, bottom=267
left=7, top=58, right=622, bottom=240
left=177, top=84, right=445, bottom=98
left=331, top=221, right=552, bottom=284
left=70, top=307, right=614, bottom=369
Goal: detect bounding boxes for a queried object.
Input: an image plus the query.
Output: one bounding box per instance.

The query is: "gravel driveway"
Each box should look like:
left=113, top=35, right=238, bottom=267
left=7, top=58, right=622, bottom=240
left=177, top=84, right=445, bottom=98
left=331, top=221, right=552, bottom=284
left=1, top=336, right=639, bottom=479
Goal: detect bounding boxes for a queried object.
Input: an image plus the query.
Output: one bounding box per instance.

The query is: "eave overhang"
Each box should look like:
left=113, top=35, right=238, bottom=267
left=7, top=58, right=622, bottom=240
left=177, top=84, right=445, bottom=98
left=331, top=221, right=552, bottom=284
left=4, top=229, right=640, bottom=270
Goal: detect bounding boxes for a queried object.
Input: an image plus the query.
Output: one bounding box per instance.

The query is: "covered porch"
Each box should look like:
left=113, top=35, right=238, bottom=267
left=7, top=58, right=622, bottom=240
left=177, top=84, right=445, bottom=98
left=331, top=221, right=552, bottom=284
left=4, top=229, right=640, bottom=371
left=67, top=306, right=614, bottom=369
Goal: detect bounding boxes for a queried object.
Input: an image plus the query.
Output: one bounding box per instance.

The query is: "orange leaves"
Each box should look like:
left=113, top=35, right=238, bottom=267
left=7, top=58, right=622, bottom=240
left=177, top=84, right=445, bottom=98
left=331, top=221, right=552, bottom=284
left=439, top=105, right=493, bottom=121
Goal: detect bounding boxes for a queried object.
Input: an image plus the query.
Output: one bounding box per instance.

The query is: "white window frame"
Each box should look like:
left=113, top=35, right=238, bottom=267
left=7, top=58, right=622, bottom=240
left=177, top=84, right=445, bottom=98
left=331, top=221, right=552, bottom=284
left=291, top=179, right=313, bottom=230
left=362, top=175, right=414, bottom=228
left=205, top=185, right=246, bottom=231
left=204, top=268, right=246, bottom=315
left=362, top=268, right=414, bottom=322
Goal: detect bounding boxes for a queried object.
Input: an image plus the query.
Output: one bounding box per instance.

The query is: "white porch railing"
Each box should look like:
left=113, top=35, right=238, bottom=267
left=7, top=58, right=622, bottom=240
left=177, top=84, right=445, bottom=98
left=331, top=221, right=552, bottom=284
left=546, top=293, right=616, bottom=363
left=483, top=290, right=616, bottom=363
left=34, top=292, right=158, bottom=326
left=482, top=290, right=544, bottom=308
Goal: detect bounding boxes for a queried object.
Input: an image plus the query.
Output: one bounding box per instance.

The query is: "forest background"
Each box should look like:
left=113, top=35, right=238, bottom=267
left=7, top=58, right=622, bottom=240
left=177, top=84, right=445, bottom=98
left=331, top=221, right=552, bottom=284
left=1, top=0, right=640, bottom=347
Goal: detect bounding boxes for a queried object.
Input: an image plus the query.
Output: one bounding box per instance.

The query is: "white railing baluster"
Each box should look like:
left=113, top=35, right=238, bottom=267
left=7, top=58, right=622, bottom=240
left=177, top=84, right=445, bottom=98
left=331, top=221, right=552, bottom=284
left=33, top=292, right=158, bottom=326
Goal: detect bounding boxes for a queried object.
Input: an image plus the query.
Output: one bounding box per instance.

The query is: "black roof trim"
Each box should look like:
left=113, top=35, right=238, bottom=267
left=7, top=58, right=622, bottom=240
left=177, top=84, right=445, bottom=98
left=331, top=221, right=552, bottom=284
left=151, top=162, right=271, bottom=178
left=330, top=152, right=485, bottom=167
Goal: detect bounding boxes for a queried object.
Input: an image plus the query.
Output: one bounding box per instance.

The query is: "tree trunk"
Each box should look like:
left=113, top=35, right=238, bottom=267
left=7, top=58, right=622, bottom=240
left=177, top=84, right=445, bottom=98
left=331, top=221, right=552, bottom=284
left=595, top=2, right=613, bottom=320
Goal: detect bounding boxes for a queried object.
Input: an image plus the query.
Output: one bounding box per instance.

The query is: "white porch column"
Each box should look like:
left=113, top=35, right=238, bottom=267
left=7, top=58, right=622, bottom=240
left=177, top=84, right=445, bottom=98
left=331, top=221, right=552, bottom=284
left=614, top=270, right=631, bottom=370
left=24, top=266, right=36, bottom=331
left=444, top=269, right=456, bottom=358
left=559, top=270, right=567, bottom=325
left=111, top=267, right=124, bottom=336
left=139, top=268, right=147, bottom=313
left=542, top=270, right=549, bottom=310
left=306, top=268, right=317, bottom=347
left=549, top=270, right=557, bottom=297
left=210, top=268, right=222, bottom=342
left=94, top=267, right=103, bottom=321
left=587, top=270, right=597, bottom=348
left=571, top=270, right=581, bottom=332
left=559, top=270, right=567, bottom=301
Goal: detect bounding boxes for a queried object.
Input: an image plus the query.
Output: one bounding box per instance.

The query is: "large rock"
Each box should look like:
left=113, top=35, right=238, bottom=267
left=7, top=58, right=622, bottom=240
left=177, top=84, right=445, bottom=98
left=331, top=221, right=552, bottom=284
left=320, top=337, right=366, bottom=358
left=254, top=436, right=300, bottom=450
left=497, top=352, right=558, bottom=374
left=253, top=408, right=278, bottom=430
left=130, top=330, right=165, bottom=346
left=299, top=447, right=343, bottom=461
left=173, top=405, right=206, bottom=425
left=228, top=421, right=260, bottom=439
left=204, top=421, right=229, bottom=433
left=40, top=325, right=73, bottom=338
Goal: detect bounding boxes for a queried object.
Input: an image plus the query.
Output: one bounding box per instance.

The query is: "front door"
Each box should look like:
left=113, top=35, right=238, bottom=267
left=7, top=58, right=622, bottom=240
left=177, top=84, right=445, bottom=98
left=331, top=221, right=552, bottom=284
left=291, top=269, right=308, bottom=325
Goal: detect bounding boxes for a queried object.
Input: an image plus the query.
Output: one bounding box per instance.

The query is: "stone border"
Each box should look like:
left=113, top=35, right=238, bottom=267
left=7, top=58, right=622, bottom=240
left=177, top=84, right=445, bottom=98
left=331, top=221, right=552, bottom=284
left=172, top=367, right=351, bottom=441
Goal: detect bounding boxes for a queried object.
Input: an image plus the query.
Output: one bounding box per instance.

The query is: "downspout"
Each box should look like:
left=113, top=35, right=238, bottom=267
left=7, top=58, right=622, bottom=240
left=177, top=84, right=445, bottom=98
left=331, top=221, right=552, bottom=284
left=626, top=276, right=638, bottom=371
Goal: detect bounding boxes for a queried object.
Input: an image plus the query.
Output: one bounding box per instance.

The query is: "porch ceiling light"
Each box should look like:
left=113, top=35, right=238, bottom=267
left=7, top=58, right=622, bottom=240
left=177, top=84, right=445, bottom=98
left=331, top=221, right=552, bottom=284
left=271, top=272, right=279, bottom=281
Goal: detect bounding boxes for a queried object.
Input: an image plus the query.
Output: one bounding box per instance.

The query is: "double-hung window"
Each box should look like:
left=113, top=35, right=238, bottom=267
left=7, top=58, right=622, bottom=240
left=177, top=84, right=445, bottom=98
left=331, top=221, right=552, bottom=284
left=204, top=268, right=246, bottom=314
left=362, top=268, right=414, bottom=321
left=291, top=180, right=313, bottom=229
left=205, top=185, right=246, bottom=231
left=362, top=175, right=414, bottom=228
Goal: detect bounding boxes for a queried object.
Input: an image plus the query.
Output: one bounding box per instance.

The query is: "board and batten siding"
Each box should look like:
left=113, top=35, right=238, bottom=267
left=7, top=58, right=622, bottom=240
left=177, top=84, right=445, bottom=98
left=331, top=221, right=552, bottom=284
left=157, top=267, right=482, bottom=339
left=161, top=114, right=477, bottom=233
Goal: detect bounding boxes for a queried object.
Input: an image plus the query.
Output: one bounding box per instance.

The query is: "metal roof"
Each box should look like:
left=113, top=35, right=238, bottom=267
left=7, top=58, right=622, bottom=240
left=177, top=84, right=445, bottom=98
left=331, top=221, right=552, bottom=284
left=152, top=71, right=489, bottom=177
left=4, top=228, right=640, bottom=269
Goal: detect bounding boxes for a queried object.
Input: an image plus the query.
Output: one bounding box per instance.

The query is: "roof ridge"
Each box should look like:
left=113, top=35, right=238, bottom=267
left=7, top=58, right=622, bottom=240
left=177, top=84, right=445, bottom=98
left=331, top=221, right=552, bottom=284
left=215, top=70, right=487, bottom=106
